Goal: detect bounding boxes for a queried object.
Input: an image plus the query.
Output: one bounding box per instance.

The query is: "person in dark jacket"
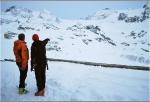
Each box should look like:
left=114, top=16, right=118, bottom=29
left=31, top=34, right=50, bottom=96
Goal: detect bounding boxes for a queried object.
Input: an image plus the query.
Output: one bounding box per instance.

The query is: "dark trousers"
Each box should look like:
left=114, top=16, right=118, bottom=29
left=16, top=62, right=28, bottom=88
left=34, top=64, right=46, bottom=91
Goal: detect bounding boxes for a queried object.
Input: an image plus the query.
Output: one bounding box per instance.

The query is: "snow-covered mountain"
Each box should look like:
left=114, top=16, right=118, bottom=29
left=1, top=2, right=150, bottom=67
left=1, top=3, right=150, bottom=101
left=85, top=8, right=118, bottom=20
left=5, top=5, right=33, bottom=18
left=84, top=1, right=150, bottom=22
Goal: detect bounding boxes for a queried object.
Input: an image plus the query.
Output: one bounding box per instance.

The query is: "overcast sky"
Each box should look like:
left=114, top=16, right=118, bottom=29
left=1, top=1, right=147, bottom=19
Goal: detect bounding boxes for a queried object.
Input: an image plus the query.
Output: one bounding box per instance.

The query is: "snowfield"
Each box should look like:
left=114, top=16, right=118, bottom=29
left=1, top=61, right=150, bottom=101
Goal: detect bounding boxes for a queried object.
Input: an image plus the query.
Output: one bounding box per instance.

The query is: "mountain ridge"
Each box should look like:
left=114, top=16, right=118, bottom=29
left=1, top=2, right=150, bottom=66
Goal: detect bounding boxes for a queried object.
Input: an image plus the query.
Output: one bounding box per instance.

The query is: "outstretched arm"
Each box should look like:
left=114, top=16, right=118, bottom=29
left=43, top=38, right=50, bottom=46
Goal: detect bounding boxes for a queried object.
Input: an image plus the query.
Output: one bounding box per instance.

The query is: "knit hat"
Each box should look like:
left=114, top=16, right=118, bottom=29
left=32, top=34, right=39, bottom=41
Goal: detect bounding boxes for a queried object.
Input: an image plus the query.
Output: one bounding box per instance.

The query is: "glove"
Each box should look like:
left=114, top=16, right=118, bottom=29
left=31, top=63, right=36, bottom=72
left=31, top=66, right=34, bottom=72
left=46, top=38, right=50, bottom=41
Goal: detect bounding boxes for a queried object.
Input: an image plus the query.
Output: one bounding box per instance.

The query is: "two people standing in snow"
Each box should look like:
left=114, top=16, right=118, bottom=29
left=13, top=33, right=50, bottom=96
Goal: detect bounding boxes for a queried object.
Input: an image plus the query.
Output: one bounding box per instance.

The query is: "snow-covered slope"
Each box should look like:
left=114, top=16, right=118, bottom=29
left=1, top=61, right=149, bottom=101
left=1, top=2, right=150, bottom=67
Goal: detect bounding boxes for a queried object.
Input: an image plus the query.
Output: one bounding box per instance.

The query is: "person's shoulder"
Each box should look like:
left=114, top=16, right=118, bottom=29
left=31, top=41, right=36, bottom=46
left=20, top=41, right=27, bottom=49
left=32, top=40, right=43, bottom=46
left=20, top=41, right=26, bottom=45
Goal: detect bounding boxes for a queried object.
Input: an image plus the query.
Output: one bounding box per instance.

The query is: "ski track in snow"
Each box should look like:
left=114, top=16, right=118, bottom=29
left=1, top=61, right=149, bottom=101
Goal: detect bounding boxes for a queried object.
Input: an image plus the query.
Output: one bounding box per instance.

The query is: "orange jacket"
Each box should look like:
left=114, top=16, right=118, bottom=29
left=13, top=40, right=29, bottom=68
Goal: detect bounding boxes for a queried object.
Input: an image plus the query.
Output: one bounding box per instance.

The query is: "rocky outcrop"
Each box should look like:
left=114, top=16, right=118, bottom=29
left=17, top=25, right=35, bottom=31
left=141, top=1, right=150, bottom=21
left=4, top=31, right=18, bottom=39
left=0, top=18, right=13, bottom=25
left=118, top=2, right=150, bottom=23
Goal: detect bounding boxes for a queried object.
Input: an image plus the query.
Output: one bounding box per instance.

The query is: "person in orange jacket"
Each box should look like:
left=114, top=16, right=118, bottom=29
left=13, top=33, right=29, bottom=94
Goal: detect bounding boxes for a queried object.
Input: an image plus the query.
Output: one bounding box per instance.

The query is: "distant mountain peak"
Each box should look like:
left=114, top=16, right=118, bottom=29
left=85, top=9, right=117, bottom=20
left=34, top=9, right=60, bottom=23
left=5, top=5, right=33, bottom=18
left=143, top=1, right=150, bottom=8
left=6, top=5, right=32, bottom=13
